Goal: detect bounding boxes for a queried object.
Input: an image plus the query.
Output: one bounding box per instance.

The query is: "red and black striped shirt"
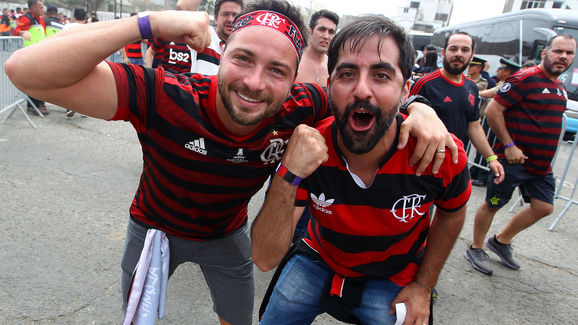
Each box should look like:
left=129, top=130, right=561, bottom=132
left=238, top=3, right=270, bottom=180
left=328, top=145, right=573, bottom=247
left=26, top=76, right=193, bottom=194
left=125, top=41, right=143, bottom=59
left=151, top=37, right=193, bottom=74
left=493, top=66, right=568, bottom=174
left=108, top=63, right=330, bottom=240
left=296, top=115, right=471, bottom=286
left=410, top=69, right=480, bottom=147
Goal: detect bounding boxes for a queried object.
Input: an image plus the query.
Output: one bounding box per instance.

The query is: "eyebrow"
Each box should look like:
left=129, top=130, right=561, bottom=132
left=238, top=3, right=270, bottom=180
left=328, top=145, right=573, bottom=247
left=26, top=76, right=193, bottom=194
left=335, top=61, right=397, bottom=74
left=235, top=47, right=293, bottom=72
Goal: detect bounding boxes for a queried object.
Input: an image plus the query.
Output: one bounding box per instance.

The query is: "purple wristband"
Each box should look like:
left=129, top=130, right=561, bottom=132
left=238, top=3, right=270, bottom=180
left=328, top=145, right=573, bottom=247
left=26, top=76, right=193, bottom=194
left=137, top=12, right=153, bottom=40
left=504, top=141, right=515, bottom=148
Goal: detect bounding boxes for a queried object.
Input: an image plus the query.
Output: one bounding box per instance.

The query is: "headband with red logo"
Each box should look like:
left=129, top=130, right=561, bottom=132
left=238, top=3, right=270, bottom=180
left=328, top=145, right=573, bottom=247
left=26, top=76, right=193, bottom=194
left=231, top=10, right=304, bottom=61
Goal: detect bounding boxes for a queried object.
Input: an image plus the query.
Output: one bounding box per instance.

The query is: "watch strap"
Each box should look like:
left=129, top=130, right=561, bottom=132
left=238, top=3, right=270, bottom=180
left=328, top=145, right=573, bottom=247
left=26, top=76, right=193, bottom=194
left=399, top=95, right=431, bottom=115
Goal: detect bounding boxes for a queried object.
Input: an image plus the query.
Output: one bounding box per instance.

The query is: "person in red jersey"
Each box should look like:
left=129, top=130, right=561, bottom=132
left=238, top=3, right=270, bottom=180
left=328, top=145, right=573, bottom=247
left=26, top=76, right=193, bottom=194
left=465, top=34, right=576, bottom=276
left=5, top=1, right=458, bottom=323
left=13, top=0, right=47, bottom=115
left=253, top=16, right=471, bottom=325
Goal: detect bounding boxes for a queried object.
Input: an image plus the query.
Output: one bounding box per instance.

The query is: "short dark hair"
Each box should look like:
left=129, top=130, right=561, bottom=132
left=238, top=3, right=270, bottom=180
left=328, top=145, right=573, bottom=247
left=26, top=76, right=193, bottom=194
left=546, top=34, right=576, bottom=48
left=444, top=31, right=475, bottom=52
left=327, top=15, right=414, bottom=82
left=27, top=0, right=40, bottom=9
left=46, top=5, right=57, bottom=13
left=309, top=9, right=339, bottom=29
left=424, top=50, right=438, bottom=68
left=73, top=8, right=86, bottom=21
left=215, top=0, right=243, bottom=16
left=425, top=44, right=437, bottom=52
left=233, top=0, right=308, bottom=48
left=522, top=60, right=536, bottom=68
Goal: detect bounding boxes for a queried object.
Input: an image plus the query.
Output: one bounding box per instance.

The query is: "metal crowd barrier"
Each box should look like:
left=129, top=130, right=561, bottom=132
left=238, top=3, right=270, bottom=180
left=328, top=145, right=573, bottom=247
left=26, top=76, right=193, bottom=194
left=0, top=36, right=41, bottom=128
left=107, top=51, right=124, bottom=63
left=467, top=111, right=576, bottom=230
left=549, top=129, right=578, bottom=231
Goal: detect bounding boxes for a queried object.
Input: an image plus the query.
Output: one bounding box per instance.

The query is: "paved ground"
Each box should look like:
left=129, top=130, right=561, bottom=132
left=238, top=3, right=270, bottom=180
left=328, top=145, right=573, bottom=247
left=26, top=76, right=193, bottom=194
left=1, top=104, right=577, bottom=324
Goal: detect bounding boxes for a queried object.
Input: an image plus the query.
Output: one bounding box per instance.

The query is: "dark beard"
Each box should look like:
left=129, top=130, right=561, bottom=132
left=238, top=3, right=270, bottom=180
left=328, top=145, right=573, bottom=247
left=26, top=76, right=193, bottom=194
left=443, top=57, right=469, bottom=75
left=543, top=53, right=570, bottom=77
left=217, top=76, right=277, bottom=126
left=333, top=98, right=397, bottom=154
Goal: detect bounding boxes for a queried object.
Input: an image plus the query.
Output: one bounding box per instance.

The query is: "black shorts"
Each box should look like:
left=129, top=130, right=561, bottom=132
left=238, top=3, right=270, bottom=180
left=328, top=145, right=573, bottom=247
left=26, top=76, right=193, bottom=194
left=485, top=159, right=555, bottom=208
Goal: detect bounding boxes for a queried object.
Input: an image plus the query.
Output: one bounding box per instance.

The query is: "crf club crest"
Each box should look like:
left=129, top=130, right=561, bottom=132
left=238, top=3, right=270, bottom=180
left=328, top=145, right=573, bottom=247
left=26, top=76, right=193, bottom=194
left=260, top=138, right=288, bottom=165
left=468, top=93, right=476, bottom=107
left=390, top=194, right=427, bottom=223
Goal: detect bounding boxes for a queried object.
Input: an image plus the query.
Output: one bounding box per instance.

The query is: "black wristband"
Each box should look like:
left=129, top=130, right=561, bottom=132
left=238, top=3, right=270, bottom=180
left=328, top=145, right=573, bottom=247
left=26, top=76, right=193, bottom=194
left=399, top=95, right=431, bottom=115
left=276, top=163, right=302, bottom=186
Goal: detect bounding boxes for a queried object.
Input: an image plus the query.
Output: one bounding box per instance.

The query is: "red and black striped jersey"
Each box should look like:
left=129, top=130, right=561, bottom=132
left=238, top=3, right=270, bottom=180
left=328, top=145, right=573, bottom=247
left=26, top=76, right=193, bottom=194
left=107, top=62, right=330, bottom=240
left=493, top=66, right=567, bottom=174
left=410, top=69, right=480, bottom=146
left=296, top=115, right=471, bottom=286
left=125, top=41, right=143, bottom=59
left=151, top=37, right=192, bottom=74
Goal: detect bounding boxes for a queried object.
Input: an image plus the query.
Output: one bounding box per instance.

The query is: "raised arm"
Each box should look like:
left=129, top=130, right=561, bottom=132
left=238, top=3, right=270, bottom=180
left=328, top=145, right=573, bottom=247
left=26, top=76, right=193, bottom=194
left=5, top=11, right=210, bottom=120
left=144, top=46, right=156, bottom=68
left=251, top=125, right=328, bottom=272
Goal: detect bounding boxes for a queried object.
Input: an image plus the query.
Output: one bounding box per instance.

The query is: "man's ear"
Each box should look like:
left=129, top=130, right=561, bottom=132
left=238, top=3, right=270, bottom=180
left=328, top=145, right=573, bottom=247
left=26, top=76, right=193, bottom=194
left=401, top=80, right=410, bottom=102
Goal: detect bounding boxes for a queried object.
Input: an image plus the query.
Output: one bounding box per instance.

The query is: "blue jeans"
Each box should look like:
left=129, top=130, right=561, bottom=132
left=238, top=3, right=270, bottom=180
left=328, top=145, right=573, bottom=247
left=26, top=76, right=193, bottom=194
left=128, top=57, right=144, bottom=65
left=260, top=253, right=403, bottom=325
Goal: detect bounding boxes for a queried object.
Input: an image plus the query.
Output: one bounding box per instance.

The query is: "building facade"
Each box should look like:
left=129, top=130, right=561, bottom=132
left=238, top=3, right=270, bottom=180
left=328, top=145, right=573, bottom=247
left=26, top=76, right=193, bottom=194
left=394, top=0, right=453, bottom=32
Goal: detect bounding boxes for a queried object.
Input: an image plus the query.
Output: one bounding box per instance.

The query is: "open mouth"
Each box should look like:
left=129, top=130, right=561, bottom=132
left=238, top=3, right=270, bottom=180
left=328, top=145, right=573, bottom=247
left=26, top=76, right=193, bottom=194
left=349, top=109, right=375, bottom=132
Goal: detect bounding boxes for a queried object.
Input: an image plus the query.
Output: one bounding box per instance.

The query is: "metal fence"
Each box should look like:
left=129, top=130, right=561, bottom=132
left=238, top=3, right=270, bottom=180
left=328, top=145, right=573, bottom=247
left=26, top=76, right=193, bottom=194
left=0, top=36, right=40, bottom=128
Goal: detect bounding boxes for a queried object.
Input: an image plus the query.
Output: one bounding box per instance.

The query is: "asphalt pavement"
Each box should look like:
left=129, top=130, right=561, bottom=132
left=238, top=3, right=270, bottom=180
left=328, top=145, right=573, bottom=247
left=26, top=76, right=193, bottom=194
left=1, top=104, right=577, bottom=324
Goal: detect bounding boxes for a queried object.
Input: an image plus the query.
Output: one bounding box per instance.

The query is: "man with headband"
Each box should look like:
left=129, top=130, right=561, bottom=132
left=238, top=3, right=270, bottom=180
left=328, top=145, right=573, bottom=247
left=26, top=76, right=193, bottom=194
left=6, top=0, right=457, bottom=323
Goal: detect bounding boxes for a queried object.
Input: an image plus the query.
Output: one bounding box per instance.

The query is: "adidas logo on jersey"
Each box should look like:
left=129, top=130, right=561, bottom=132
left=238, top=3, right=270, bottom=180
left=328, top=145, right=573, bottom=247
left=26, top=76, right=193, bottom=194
left=443, top=96, right=452, bottom=103
left=185, top=137, right=207, bottom=155
left=542, top=88, right=550, bottom=94
left=311, top=193, right=334, bottom=214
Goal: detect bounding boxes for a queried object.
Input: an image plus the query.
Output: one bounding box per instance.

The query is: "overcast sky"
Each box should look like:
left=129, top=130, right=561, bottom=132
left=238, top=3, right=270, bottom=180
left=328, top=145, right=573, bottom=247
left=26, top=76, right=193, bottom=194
left=289, top=0, right=507, bottom=26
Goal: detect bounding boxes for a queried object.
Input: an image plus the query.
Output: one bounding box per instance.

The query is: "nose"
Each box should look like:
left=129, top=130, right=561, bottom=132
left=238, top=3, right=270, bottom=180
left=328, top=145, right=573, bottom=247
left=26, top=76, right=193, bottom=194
left=242, top=65, right=267, bottom=92
left=352, top=74, right=372, bottom=101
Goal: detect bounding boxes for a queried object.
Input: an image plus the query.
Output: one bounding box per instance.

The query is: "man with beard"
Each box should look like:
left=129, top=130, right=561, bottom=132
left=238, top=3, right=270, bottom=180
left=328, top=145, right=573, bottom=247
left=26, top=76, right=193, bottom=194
left=5, top=0, right=456, bottom=323
left=295, top=9, right=339, bottom=87
left=465, top=34, right=576, bottom=276
left=410, top=32, right=504, bottom=187
left=252, top=16, right=471, bottom=325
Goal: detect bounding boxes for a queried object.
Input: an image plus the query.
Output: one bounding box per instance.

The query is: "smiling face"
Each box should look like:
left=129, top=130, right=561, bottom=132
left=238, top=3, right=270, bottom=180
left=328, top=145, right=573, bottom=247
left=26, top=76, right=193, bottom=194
left=329, top=35, right=409, bottom=154
left=309, top=17, right=337, bottom=55
left=217, top=27, right=298, bottom=129
left=442, top=34, right=474, bottom=76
